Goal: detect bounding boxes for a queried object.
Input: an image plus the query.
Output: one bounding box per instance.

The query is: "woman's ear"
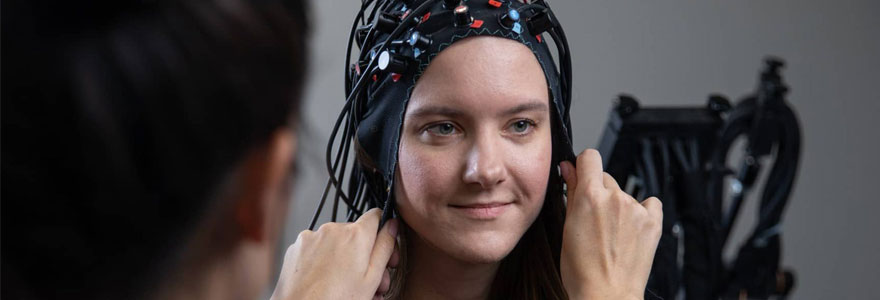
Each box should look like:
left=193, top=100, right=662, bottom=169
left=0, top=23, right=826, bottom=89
left=233, top=128, right=297, bottom=243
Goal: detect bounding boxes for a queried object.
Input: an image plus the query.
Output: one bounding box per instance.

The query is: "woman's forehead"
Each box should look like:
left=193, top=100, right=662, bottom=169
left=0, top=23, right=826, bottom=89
left=409, top=36, right=549, bottom=116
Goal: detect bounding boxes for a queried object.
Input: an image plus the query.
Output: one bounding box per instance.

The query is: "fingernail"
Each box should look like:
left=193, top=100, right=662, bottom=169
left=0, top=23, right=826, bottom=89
left=559, top=162, right=571, bottom=179
left=387, top=219, right=399, bottom=236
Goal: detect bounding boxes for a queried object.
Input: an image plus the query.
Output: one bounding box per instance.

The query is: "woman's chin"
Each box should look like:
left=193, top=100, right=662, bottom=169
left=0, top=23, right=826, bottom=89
left=442, top=233, right=520, bottom=264
left=407, top=212, right=537, bottom=265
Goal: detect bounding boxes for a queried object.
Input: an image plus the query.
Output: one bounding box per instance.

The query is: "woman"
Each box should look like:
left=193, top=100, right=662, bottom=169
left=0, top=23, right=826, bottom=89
left=307, top=0, right=664, bottom=299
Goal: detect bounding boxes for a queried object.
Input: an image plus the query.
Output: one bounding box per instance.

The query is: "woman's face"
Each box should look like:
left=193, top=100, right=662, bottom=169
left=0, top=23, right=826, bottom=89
left=395, top=36, right=552, bottom=264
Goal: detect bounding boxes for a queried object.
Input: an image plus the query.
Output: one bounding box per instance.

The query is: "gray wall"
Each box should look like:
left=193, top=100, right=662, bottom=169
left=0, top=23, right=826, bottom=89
left=282, top=1, right=880, bottom=298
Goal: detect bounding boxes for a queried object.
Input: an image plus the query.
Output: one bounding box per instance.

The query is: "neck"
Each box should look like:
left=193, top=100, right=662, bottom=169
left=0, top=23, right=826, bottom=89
left=401, top=233, right=500, bottom=300
left=154, top=255, right=246, bottom=300
left=151, top=204, right=267, bottom=300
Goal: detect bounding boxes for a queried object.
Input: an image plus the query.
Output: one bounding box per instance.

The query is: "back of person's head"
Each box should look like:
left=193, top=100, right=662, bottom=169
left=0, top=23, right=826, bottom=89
left=1, top=0, right=308, bottom=298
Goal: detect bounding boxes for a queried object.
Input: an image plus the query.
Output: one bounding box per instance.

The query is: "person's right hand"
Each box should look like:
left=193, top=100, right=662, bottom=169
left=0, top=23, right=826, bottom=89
left=271, top=208, right=399, bottom=300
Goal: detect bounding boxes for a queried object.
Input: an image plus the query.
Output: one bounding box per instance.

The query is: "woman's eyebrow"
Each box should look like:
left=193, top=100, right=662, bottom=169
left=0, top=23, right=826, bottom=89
left=407, top=105, right=466, bottom=119
left=407, top=101, right=548, bottom=119
left=499, top=101, right=549, bottom=117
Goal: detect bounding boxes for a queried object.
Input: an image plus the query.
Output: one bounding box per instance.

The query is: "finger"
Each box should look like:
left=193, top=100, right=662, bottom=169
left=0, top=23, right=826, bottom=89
left=367, top=218, right=399, bottom=281
left=602, top=172, right=620, bottom=190
left=576, top=149, right=605, bottom=191
left=376, top=268, right=392, bottom=296
left=355, top=208, right=383, bottom=230
left=560, top=161, right=578, bottom=195
left=642, top=197, right=664, bottom=224
left=388, top=241, right=400, bottom=269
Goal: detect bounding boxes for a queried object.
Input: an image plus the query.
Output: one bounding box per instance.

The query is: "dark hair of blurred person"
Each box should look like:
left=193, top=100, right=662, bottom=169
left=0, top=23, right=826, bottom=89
left=1, top=0, right=309, bottom=299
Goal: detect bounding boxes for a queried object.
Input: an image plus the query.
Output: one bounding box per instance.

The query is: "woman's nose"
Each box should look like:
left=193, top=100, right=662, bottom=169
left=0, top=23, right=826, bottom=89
left=462, top=136, right=507, bottom=189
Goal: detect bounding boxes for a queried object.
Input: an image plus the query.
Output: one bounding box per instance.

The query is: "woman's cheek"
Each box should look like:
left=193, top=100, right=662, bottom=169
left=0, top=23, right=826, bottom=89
left=398, top=141, right=460, bottom=209
left=513, top=138, right=552, bottom=193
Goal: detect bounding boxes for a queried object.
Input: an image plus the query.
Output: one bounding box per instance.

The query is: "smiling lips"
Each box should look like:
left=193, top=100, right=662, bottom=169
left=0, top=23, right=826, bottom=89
left=449, top=202, right=512, bottom=220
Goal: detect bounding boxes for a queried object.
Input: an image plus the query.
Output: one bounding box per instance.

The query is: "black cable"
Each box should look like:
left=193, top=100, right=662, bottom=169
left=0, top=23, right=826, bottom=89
left=708, top=96, right=756, bottom=243
left=313, top=0, right=439, bottom=228
left=659, top=138, right=672, bottom=193
left=634, top=158, right=648, bottom=201
left=688, top=138, right=700, bottom=170
left=332, top=110, right=358, bottom=221
left=754, top=104, right=800, bottom=236
left=641, top=139, right=661, bottom=196
left=310, top=178, right=335, bottom=230
left=673, top=139, right=694, bottom=172
left=331, top=115, right=352, bottom=222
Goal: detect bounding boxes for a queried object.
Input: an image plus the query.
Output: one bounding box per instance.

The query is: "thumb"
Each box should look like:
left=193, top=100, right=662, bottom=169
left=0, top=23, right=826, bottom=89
left=560, top=160, right=577, bottom=198
left=366, top=218, right=398, bottom=283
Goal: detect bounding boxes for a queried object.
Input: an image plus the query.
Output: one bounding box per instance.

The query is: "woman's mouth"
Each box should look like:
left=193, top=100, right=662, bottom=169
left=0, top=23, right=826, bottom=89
left=449, top=202, right=512, bottom=220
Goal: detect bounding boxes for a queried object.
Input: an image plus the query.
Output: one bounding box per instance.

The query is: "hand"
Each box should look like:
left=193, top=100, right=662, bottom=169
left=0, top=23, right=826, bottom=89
left=271, top=208, right=400, bottom=300
left=559, top=149, right=663, bottom=300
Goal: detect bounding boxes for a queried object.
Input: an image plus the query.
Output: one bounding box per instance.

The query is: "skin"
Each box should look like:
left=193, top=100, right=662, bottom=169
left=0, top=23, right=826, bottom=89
left=393, top=36, right=664, bottom=300
left=272, top=209, right=399, bottom=300
left=395, top=36, right=553, bottom=299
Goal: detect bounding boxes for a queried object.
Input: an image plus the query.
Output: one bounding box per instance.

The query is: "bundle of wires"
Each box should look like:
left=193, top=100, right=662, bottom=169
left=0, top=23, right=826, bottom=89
left=595, top=59, right=800, bottom=299
left=708, top=59, right=800, bottom=299
left=309, top=0, right=576, bottom=229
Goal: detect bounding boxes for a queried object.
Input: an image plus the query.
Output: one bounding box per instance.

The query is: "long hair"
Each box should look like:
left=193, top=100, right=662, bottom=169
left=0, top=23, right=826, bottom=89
left=378, top=109, right=570, bottom=300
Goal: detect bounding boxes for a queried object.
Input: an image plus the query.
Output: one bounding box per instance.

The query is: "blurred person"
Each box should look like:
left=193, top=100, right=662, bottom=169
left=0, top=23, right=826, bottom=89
left=2, top=0, right=396, bottom=299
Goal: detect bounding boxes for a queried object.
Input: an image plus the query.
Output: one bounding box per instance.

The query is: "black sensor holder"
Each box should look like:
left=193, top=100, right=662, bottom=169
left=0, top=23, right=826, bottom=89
left=597, top=58, right=800, bottom=300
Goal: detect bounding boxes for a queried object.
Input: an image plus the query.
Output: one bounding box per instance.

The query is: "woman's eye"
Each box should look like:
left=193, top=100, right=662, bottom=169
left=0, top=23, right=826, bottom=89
left=510, top=120, right=534, bottom=134
left=426, top=123, right=457, bottom=136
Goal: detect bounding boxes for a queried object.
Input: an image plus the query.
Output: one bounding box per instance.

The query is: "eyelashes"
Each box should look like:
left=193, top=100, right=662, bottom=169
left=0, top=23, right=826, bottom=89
left=421, top=118, right=539, bottom=138
left=508, top=119, right=537, bottom=135
left=425, top=122, right=459, bottom=136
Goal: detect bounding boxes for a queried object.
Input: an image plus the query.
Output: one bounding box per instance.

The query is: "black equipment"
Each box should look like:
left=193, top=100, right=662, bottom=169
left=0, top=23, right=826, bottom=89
left=598, top=58, right=800, bottom=299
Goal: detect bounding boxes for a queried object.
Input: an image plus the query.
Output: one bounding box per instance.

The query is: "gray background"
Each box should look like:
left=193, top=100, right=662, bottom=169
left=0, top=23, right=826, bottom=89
left=281, top=0, right=880, bottom=299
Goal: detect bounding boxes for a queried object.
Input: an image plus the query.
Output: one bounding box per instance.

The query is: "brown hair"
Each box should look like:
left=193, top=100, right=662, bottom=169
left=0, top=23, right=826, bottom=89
left=371, top=112, right=571, bottom=300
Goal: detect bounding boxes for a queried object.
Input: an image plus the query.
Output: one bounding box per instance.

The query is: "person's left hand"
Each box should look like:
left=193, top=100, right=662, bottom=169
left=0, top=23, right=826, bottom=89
left=270, top=208, right=399, bottom=300
left=558, top=149, right=663, bottom=300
